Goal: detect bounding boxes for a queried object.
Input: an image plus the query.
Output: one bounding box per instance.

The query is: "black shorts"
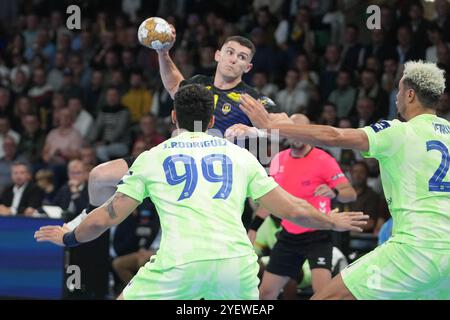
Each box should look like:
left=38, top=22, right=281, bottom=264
left=266, top=229, right=333, bottom=280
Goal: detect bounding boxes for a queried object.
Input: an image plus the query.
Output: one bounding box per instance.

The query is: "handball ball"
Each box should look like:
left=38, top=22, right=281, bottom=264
left=138, top=17, right=174, bottom=50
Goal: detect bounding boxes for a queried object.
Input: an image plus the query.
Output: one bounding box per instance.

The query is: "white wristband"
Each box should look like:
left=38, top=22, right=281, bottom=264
left=66, top=210, right=88, bottom=231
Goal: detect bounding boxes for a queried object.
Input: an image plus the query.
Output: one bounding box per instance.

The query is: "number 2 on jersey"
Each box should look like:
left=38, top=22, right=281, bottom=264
left=426, top=140, right=450, bottom=192
left=163, top=154, right=233, bottom=200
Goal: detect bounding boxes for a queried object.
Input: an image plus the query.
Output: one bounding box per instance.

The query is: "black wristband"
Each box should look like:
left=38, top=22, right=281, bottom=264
left=332, top=188, right=340, bottom=199
left=63, top=231, right=81, bottom=247
left=249, top=216, right=265, bottom=231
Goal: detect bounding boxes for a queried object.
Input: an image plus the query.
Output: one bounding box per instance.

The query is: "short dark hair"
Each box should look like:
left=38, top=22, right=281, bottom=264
left=174, top=84, right=214, bottom=132
left=352, top=161, right=370, bottom=175
left=12, top=160, right=32, bottom=174
left=222, top=36, right=256, bottom=58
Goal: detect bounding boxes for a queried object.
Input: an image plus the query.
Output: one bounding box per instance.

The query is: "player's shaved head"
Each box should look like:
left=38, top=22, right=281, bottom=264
left=290, top=113, right=310, bottom=125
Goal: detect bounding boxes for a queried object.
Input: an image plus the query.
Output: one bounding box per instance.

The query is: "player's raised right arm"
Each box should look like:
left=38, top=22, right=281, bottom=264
left=257, top=186, right=368, bottom=232
left=156, top=25, right=184, bottom=98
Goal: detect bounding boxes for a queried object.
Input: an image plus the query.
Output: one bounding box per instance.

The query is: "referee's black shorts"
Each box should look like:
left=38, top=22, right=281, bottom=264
left=266, top=229, right=333, bottom=280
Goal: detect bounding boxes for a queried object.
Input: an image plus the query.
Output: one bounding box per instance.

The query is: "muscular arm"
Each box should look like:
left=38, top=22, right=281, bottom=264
left=158, top=52, right=185, bottom=98
left=257, top=186, right=335, bottom=230
left=273, top=124, right=369, bottom=152
left=239, top=93, right=370, bottom=152
left=256, top=186, right=367, bottom=232
left=88, top=159, right=129, bottom=206
left=74, top=192, right=140, bottom=243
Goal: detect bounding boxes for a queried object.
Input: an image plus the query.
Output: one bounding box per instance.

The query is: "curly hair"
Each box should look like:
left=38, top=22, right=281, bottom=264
left=173, top=84, right=214, bottom=132
left=403, top=60, right=446, bottom=109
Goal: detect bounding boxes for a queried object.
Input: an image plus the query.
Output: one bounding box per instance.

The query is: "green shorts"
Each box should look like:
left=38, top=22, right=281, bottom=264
left=123, top=254, right=260, bottom=300
left=341, top=240, right=450, bottom=300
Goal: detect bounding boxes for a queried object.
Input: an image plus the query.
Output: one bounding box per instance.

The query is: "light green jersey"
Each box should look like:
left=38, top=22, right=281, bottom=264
left=117, top=131, right=278, bottom=268
left=254, top=217, right=281, bottom=256
left=361, top=114, right=450, bottom=249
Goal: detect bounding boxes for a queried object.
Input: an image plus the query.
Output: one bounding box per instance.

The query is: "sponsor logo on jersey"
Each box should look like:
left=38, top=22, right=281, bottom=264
left=317, top=257, right=326, bottom=265
left=331, top=173, right=345, bottom=181
left=222, top=103, right=232, bottom=115
left=370, top=120, right=391, bottom=133
left=319, top=201, right=327, bottom=213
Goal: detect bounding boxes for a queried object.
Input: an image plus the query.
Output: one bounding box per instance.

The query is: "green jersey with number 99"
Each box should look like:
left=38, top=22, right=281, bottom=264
left=117, top=131, right=278, bottom=269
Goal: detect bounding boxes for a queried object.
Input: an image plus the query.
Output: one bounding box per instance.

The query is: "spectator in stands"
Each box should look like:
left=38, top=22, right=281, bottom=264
left=252, top=70, right=278, bottom=100
left=436, top=43, right=450, bottom=83
left=347, top=161, right=380, bottom=234
left=79, top=144, right=98, bottom=172
left=43, top=91, right=65, bottom=132
left=351, top=98, right=379, bottom=128
left=275, top=5, right=315, bottom=57
left=0, top=116, right=20, bottom=159
left=396, top=25, right=424, bottom=65
left=47, top=50, right=66, bottom=91
left=275, top=69, right=308, bottom=115
left=0, top=160, right=43, bottom=216
left=0, top=87, right=14, bottom=120
left=35, top=169, right=57, bottom=205
left=88, top=86, right=130, bottom=162
left=22, top=14, right=39, bottom=48
left=11, top=96, right=35, bottom=132
left=131, top=113, right=165, bottom=151
left=0, top=136, right=28, bottom=194
left=121, top=48, right=139, bottom=78
left=60, top=68, right=83, bottom=101
left=320, top=44, right=341, bottom=100
left=43, top=107, right=82, bottom=164
left=434, top=0, right=450, bottom=42
left=84, top=69, right=104, bottom=115
left=328, top=69, right=357, bottom=119
left=294, top=53, right=319, bottom=87
left=193, top=45, right=217, bottom=77
left=67, top=96, right=94, bottom=139
left=248, top=27, right=276, bottom=79
left=28, top=67, right=53, bottom=111
left=173, top=48, right=195, bottom=79
left=363, top=29, right=397, bottom=66
left=24, top=29, right=56, bottom=66
left=406, top=2, right=431, bottom=51
left=52, top=159, right=89, bottom=220
left=17, top=113, right=46, bottom=166
left=121, top=70, right=153, bottom=124
left=318, top=102, right=339, bottom=127
left=426, top=24, right=448, bottom=63
left=357, top=68, right=389, bottom=119
left=10, top=68, right=29, bottom=97
left=437, top=90, right=450, bottom=121
left=341, top=24, right=364, bottom=73
left=69, top=53, right=91, bottom=90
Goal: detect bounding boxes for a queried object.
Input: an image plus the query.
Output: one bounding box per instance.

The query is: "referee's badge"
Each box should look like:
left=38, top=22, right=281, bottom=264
left=222, top=103, right=231, bottom=115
